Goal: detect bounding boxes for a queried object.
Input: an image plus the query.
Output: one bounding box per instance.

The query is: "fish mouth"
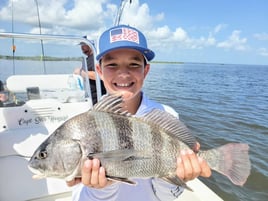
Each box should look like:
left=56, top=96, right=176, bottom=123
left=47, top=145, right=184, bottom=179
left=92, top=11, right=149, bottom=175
left=28, top=166, right=45, bottom=179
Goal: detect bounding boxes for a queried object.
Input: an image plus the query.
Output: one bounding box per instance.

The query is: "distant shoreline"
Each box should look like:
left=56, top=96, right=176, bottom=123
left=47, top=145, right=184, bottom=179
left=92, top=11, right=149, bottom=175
left=1, top=55, right=267, bottom=66
left=0, top=55, right=184, bottom=64
left=151, top=61, right=184, bottom=64
left=0, top=55, right=183, bottom=64
left=0, top=55, right=82, bottom=61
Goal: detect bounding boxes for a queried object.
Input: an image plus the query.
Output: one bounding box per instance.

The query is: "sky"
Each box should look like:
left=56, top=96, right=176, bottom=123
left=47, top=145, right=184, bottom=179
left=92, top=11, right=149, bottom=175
left=0, top=0, right=268, bottom=65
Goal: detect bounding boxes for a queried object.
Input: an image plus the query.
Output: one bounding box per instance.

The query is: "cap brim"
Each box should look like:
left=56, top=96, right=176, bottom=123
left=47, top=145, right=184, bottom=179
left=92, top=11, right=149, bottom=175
left=78, top=42, right=88, bottom=46
left=96, top=46, right=155, bottom=61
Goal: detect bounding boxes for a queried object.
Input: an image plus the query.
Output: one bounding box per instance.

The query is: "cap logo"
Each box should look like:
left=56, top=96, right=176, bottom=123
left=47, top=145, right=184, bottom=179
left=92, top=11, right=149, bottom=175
left=110, top=27, right=139, bottom=44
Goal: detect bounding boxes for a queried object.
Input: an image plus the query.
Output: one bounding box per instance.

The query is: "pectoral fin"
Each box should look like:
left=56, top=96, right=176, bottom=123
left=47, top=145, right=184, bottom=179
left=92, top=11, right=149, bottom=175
left=87, top=149, right=151, bottom=162
left=107, top=176, right=137, bottom=185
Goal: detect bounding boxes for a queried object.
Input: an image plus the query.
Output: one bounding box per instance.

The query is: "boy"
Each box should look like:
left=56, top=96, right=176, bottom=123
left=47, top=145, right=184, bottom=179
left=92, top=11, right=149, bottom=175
left=69, top=24, right=211, bottom=201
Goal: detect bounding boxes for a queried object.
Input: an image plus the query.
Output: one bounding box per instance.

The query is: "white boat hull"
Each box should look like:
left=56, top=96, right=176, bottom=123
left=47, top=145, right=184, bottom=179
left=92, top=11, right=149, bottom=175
left=0, top=99, right=91, bottom=201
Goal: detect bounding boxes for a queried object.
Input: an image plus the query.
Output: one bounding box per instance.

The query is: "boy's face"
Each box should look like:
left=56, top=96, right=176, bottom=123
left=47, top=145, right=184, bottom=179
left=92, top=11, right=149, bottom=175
left=96, top=48, right=150, bottom=100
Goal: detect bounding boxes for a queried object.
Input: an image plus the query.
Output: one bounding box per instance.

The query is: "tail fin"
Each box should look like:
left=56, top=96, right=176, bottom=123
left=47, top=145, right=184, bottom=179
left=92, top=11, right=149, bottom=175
left=199, top=143, right=251, bottom=186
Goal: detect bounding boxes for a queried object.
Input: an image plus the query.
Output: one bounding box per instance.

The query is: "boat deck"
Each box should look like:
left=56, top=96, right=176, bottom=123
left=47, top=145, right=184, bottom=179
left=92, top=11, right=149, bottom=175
left=176, top=179, right=223, bottom=201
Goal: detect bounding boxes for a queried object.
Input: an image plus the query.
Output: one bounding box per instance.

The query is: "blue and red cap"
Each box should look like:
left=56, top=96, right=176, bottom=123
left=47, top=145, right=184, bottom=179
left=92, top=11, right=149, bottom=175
left=96, top=25, right=155, bottom=61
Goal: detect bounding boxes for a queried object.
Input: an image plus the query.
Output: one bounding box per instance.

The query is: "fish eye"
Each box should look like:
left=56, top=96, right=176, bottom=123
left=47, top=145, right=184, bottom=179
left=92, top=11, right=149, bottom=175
left=38, top=150, right=47, bottom=159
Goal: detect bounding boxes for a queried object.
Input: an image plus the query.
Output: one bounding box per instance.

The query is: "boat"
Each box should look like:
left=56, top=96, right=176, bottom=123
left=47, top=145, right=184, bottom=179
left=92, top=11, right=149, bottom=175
left=0, top=32, right=224, bottom=201
left=0, top=32, right=96, bottom=201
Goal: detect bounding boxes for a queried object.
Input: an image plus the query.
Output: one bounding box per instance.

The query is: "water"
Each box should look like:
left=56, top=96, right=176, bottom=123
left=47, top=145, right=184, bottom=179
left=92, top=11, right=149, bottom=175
left=1, top=60, right=268, bottom=200
left=143, top=63, right=268, bottom=201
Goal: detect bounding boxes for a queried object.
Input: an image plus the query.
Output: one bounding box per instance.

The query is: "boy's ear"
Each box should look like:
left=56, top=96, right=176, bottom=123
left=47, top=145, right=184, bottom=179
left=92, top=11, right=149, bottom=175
left=96, top=64, right=102, bottom=76
left=144, top=64, right=150, bottom=78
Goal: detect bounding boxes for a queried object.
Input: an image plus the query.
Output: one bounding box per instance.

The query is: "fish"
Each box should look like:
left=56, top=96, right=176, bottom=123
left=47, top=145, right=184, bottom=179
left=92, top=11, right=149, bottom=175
left=28, top=95, right=251, bottom=190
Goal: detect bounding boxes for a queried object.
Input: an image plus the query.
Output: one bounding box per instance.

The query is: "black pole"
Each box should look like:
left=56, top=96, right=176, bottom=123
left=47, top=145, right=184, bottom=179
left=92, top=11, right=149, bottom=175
left=11, top=0, right=15, bottom=74
left=35, top=0, right=46, bottom=74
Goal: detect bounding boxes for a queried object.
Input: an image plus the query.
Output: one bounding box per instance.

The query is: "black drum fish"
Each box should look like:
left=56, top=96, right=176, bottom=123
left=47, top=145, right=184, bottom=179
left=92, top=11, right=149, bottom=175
left=28, top=95, right=251, bottom=190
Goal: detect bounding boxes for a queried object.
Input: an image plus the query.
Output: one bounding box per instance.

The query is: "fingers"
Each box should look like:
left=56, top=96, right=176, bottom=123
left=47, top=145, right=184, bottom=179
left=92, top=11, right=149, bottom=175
left=176, top=149, right=211, bottom=182
left=198, top=157, right=212, bottom=177
left=81, top=159, right=93, bottom=186
left=98, top=167, right=108, bottom=187
left=81, top=158, right=109, bottom=188
left=90, top=159, right=100, bottom=186
left=177, top=149, right=200, bottom=181
left=193, top=142, right=201, bottom=152
left=176, top=157, right=184, bottom=180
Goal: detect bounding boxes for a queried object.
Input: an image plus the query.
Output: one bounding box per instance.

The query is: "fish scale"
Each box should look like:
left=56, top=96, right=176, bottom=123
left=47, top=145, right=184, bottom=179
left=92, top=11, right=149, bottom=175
left=112, top=114, right=134, bottom=150
left=102, top=118, right=181, bottom=178
left=93, top=111, right=121, bottom=151
left=28, top=95, right=251, bottom=190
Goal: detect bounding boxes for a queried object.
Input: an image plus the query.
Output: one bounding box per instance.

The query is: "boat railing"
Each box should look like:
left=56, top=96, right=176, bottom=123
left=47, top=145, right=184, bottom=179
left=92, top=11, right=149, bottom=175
left=0, top=32, right=103, bottom=107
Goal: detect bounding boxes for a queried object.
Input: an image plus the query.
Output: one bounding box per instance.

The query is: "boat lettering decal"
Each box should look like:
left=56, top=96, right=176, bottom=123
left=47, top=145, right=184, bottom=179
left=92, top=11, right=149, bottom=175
left=18, top=115, right=68, bottom=126
left=18, top=118, right=32, bottom=126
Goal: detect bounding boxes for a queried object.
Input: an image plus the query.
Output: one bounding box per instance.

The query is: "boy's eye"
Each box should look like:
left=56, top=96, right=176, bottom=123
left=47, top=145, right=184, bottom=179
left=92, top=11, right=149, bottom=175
left=129, top=63, right=142, bottom=68
left=105, top=63, right=117, bottom=68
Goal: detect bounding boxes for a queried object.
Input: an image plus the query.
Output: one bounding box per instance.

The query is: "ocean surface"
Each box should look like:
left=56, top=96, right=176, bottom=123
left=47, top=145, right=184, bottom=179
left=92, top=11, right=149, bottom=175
left=1, top=60, right=268, bottom=201
left=143, top=63, right=268, bottom=201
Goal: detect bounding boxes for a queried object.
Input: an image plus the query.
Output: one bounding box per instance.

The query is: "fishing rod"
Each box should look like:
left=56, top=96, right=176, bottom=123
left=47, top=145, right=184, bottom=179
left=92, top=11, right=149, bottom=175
left=114, top=0, right=132, bottom=26
left=34, top=0, right=46, bottom=74
left=11, top=0, right=15, bottom=74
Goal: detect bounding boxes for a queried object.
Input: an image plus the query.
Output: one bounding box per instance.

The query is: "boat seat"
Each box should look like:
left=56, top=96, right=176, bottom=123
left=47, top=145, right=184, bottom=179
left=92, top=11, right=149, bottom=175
left=6, top=74, right=84, bottom=93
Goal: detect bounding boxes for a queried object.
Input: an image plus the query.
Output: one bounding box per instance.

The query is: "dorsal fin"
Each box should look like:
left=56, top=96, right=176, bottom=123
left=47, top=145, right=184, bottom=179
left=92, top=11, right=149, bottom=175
left=141, top=109, right=197, bottom=149
left=93, top=95, right=197, bottom=149
left=92, top=95, right=131, bottom=116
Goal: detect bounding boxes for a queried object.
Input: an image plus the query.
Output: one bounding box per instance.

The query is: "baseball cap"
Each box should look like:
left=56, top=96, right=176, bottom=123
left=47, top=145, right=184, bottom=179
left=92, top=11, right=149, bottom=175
left=78, top=36, right=95, bottom=48
left=96, top=25, right=155, bottom=61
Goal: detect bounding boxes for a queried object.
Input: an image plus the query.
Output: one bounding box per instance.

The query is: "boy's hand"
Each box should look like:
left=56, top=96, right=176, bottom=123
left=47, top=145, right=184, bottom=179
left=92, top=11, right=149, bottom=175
left=67, top=159, right=112, bottom=188
left=176, top=143, right=211, bottom=181
left=81, top=159, right=109, bottom=188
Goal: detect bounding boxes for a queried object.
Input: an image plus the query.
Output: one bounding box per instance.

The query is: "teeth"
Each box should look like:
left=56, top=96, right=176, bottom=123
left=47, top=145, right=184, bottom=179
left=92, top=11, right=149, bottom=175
left=116, top=83, right=131, bottom=87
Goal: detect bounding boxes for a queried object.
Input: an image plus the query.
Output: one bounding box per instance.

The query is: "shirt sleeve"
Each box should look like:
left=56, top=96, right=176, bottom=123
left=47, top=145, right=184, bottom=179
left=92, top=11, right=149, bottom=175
left=162, top=104, right=179, bottom=118
left=152, top=178, right=184, bottom=201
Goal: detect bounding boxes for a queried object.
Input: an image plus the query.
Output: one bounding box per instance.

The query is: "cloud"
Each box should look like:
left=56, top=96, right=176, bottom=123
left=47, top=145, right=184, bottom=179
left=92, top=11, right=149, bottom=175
left=63, top=0, right=112, bottom=29
left=0, top=0, right=113, bottom=34
left=113, top=0, right=216, bottom=51
left=0, top=0, right=228, bottom=53
left=173, top=27, right=188, bottom=41
left=213, top=24, right=227, bottom=34
left=144, top=23, right=218, bottom=56
left=257, top=48, right=268, bottom=57
left=1, top=0, right=263, bottom=64
left=253, top=33, right=268, bottom=41
left=120, top=0, right=164, bottom=30
left=217, top=30, right=248, bottom=51
left=147, top=25, right=171, bottom=39
left=0, top=0, right=36, bottom=24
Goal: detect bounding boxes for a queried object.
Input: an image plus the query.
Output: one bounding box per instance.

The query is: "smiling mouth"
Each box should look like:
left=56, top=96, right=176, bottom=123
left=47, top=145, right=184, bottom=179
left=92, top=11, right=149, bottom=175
left=114, top=82, right=134, bottom=87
